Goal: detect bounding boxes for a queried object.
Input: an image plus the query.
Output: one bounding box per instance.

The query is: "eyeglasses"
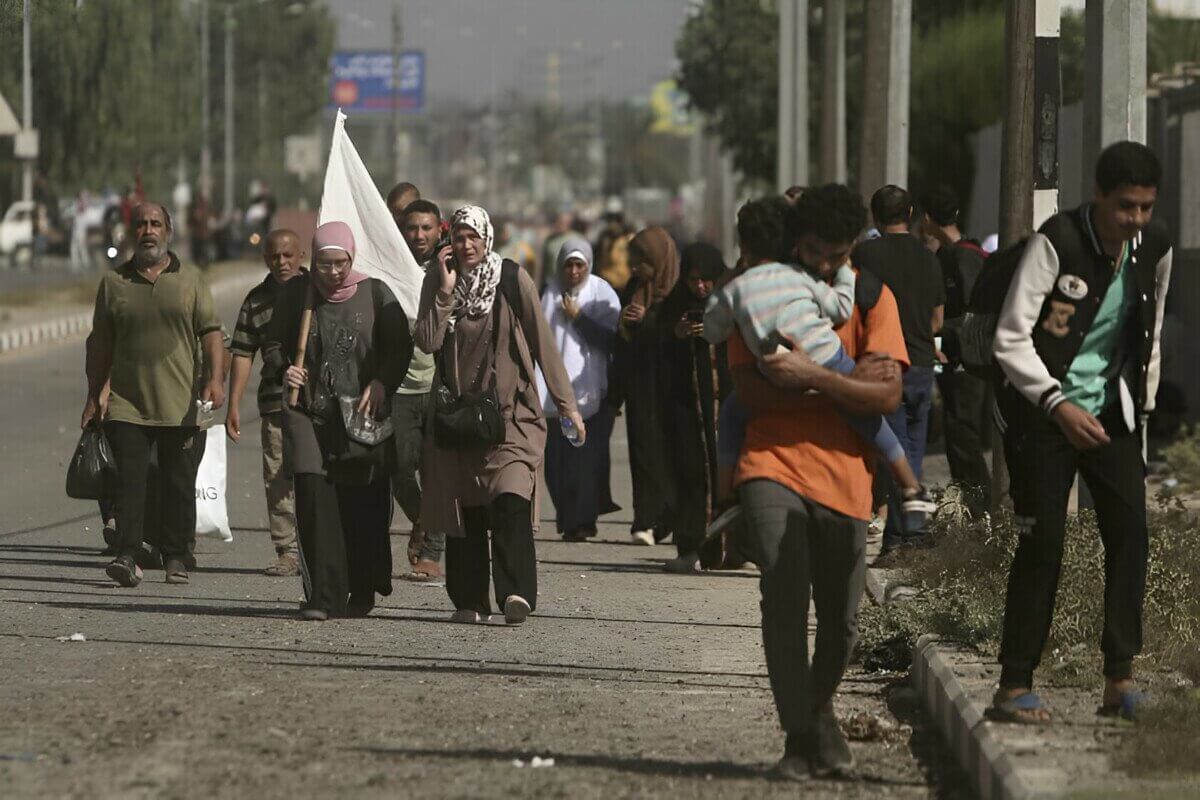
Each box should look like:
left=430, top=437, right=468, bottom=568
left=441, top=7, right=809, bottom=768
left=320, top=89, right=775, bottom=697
left=313, top=258, right=351, bottom=272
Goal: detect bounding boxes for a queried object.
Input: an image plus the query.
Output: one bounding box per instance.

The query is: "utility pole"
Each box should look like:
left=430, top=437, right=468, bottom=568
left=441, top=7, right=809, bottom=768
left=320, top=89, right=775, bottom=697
left=857, top=0, right=911, bottom=199
left=776, top=0, right=809, bottom=191
left=999, top=0, right=1059, bottom=248
left=390, top=0, right=403, bottom=183
left=994, top=0, right=1060, bottom=511
left=223, top=5, right=235, bottom=217
left=820, top=0, right=847, bottom=184
left=1081, top=0, right=1147, bottom=197
left=20, top=0, right=32, bottom=204
left=200, top=0, right=211, bottom=199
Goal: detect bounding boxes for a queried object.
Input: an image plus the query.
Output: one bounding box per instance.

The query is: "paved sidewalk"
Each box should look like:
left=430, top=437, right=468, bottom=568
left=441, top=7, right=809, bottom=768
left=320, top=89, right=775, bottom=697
left=0, top=321, right=969, bottom=798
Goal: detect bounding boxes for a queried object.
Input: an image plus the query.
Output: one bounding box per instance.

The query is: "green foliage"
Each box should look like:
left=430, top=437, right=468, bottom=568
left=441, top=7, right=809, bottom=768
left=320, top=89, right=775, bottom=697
left=907, top=8, right=1006, bottom=227
left=858, top=501, right=1200, bottom=679
left=0, top=0, right=332, bottom=207
left=675, top=0, right=779, bottom=184
left=1115, top=688, right=1200, bottom=778
left=674, top=1, right=1200, bottom=225
left=1162, top=427, right=1200, bottom=491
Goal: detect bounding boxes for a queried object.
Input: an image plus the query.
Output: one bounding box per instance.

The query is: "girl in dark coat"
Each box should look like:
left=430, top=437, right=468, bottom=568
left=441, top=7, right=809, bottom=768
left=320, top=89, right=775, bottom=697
left=659, top=242, right=730, bottom=573
left=615, top=227, right=680, bottom=547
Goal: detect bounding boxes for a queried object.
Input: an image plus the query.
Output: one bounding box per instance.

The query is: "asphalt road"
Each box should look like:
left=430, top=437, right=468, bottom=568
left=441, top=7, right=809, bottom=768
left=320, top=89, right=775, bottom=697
left=0, top=293, right=964, bottom=799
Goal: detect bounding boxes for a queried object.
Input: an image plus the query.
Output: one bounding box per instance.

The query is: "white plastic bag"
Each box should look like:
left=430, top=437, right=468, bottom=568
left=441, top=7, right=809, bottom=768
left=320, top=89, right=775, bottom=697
left=318, top=110, right=424, bottom=322
left=195, top=427, right=232, bottom=542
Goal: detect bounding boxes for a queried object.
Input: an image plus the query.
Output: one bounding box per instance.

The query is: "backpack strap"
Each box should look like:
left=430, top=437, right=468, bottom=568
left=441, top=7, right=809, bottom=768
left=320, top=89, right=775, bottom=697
left=486, top=259, right=528, bottom=387
left=854, top=268, right=883, bottom=313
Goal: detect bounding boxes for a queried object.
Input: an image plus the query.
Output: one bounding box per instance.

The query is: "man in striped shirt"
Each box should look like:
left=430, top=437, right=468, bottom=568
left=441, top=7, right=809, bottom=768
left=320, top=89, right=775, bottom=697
left=227, top=229, right=305, bottom=576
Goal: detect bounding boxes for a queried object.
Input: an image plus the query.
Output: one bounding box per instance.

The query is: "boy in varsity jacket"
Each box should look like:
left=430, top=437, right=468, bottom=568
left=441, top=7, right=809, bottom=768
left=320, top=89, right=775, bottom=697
left=989, top=142, right=1172, bottom=724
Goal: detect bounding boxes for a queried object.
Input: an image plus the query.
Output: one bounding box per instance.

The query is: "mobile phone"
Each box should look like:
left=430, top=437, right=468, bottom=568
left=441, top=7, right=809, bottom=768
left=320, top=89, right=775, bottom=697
left=437, top=240, right=455, bottom=269
left=685, top=309, right=704, bottom=324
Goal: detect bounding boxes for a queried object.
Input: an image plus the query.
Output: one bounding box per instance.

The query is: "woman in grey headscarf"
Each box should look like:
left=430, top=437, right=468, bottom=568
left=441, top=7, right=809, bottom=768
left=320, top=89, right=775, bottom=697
left=414, top=205, right=582, bottom=626
left=538, top=238, right=623, bottom=541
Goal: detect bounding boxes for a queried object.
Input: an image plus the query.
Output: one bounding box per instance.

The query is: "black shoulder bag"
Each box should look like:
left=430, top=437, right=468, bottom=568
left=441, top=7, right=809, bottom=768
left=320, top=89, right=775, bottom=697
left=433, top=261, right=521, bottom=449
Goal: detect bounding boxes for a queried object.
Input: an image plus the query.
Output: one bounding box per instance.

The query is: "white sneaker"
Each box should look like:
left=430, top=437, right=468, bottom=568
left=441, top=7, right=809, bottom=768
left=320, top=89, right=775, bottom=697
left=631, top=530, right=656, bottom=546
left=450, top=609, right=483, bottom=624
left=503, top=595, right=531, bottom=625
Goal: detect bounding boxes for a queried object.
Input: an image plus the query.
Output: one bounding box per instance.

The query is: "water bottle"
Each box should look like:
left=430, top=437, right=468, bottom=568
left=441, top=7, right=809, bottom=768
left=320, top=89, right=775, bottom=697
left=560, top=416, right=584, bottom=448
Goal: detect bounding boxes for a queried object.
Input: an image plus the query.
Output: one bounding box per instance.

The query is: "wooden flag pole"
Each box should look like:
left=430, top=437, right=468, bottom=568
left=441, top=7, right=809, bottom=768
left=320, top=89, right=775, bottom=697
left=288, top=283, right=314, bottom=407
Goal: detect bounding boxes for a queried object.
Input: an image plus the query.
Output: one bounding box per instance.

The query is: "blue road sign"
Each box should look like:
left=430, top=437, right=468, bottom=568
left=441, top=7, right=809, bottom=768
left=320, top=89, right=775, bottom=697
left=328, top=51, right=425, bottom=113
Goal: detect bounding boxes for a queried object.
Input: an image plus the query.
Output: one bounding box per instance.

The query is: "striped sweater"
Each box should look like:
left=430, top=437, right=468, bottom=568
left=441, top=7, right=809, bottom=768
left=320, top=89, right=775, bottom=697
left=703, top=262, right=855, bottom=363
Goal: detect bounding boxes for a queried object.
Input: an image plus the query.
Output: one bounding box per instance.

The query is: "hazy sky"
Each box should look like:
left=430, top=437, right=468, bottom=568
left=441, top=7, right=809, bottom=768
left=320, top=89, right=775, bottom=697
left=332, top=0, right=697, bottom=109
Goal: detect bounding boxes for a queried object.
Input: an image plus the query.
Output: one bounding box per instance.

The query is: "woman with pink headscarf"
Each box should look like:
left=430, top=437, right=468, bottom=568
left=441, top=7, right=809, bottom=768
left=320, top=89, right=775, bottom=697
left=263, top=221, right=413, bottom=621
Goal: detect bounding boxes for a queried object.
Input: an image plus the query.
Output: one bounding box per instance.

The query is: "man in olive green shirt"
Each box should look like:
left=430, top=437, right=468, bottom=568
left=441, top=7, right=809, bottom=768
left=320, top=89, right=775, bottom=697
left=82, top=202, right=225, bottom=588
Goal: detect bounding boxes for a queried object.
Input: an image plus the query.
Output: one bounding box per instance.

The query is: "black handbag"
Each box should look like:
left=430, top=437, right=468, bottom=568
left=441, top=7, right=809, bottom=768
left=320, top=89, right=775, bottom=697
left=66, top=424, right=118, bottom=500
left=432, top=261, right=521, bottom=450
left=433, top=383, right=505, bottom=448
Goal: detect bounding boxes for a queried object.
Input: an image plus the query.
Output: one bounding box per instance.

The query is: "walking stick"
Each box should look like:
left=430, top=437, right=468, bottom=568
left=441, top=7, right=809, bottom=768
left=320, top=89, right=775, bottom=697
left=288, top=283, right=314, bottom=407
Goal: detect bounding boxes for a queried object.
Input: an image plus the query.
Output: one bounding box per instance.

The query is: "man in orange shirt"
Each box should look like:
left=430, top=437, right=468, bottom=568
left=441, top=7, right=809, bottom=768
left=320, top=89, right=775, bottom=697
left=730, top=185, right=909, bottom=780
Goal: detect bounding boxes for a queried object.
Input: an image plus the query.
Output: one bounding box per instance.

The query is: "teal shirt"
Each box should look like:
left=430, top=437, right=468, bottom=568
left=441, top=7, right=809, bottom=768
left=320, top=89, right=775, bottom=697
left=1061, top=247, right=1137, bottom=415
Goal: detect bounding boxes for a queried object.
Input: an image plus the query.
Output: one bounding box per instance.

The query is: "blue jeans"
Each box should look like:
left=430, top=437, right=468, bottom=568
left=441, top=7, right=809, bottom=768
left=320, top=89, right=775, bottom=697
left=882, top=365, right=935, bottom=547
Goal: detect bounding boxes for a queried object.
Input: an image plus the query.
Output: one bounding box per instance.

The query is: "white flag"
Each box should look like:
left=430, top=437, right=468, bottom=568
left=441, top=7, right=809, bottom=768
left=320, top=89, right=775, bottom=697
left=317, top=110, right=424, bottom=320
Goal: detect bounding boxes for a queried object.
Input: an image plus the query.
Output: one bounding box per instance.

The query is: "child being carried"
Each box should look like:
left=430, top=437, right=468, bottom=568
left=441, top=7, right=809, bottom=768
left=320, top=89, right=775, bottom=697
left=704, top=257, right=935, bottom=526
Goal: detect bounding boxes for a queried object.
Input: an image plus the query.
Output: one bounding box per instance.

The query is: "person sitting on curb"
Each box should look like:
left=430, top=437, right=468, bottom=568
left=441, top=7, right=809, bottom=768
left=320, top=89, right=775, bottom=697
left=988, top=141, right=1173, bottom=725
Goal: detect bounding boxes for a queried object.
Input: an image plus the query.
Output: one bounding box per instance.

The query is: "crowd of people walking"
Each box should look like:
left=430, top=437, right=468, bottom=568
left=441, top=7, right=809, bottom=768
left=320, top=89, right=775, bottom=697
left=76, top=139, right=1174, bottom=779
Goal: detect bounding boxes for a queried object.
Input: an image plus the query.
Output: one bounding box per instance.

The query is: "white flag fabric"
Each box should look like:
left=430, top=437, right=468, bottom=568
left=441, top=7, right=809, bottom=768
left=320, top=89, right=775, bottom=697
left=317, top=110, right=424, bottom=320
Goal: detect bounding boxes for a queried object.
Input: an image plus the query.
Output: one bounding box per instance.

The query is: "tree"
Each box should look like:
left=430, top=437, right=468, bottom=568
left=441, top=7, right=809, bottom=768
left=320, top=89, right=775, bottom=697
left=675, top=0, right=1200, bottom=224
left=675, top=0, right=779, bottom=184
left=0, top=0, right=332, bottom=210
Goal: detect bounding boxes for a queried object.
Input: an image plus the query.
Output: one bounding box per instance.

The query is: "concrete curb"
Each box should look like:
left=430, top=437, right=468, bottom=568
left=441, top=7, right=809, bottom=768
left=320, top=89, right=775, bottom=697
left=0, top=272, right=259, bottom=356
left=910, top=635, right=1037, bottom=800
left=0, top=311, right=92, bottom=354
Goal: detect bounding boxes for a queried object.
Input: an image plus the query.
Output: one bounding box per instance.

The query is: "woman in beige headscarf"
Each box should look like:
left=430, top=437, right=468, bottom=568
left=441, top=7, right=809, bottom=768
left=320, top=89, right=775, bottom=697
left=414, top=205, right=582, bottom=626
left=615, top=226, right=680, bottom=547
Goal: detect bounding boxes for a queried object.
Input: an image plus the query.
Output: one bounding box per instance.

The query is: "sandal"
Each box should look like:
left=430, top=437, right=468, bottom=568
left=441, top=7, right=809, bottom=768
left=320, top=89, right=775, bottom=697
left=402, top=559, right=443, bottom=582
left=986, top=691, right=1052, bottom=725
left=406, top=527, right=425, bottom=566
left=1098, top=688, right=1147, bottom=721
left=264, top=553, right=300, bottom=577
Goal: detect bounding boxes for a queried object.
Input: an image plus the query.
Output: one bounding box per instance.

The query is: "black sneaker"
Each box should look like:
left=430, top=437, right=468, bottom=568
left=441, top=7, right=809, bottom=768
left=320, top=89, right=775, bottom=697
left=345, top=592, right=374, bottom=618
left=775, top=731, right=811, bottom=782
left=164, top=558, right=190, bottom=585
left=134, top=543, right=164, bottom=571
left=105, top=556, right=143, bottom=588
left=810, top=707, right=855, bottom=778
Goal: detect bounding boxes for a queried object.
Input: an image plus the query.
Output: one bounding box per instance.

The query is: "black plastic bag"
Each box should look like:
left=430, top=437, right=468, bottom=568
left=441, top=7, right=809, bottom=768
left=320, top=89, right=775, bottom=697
left=65, top=425, right=117, bottom=500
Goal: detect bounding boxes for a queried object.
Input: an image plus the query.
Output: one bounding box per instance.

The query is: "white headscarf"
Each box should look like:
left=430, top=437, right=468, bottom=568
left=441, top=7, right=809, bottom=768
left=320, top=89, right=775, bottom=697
left=448, top=204, right=504, bottom=331
left=537, top=237, right=621, bottom=419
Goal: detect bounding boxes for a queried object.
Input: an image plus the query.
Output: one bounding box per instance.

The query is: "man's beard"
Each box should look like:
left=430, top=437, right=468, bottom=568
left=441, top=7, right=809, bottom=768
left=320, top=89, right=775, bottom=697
left=133, top=241, right=168, bottom=267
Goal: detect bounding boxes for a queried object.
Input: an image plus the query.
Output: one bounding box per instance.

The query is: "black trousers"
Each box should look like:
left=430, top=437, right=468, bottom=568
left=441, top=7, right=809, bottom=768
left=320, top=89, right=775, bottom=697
left=740, top=480, right=867, bottom=734
left=937, top=369, right=992, bottom=496
left=999, top=406, right=1147, bottom=687
left=294, top=474, right=393, bottom=616
left=105, top=422, right=203, bottom=561
left=446, top=493, right=537, bottom=616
